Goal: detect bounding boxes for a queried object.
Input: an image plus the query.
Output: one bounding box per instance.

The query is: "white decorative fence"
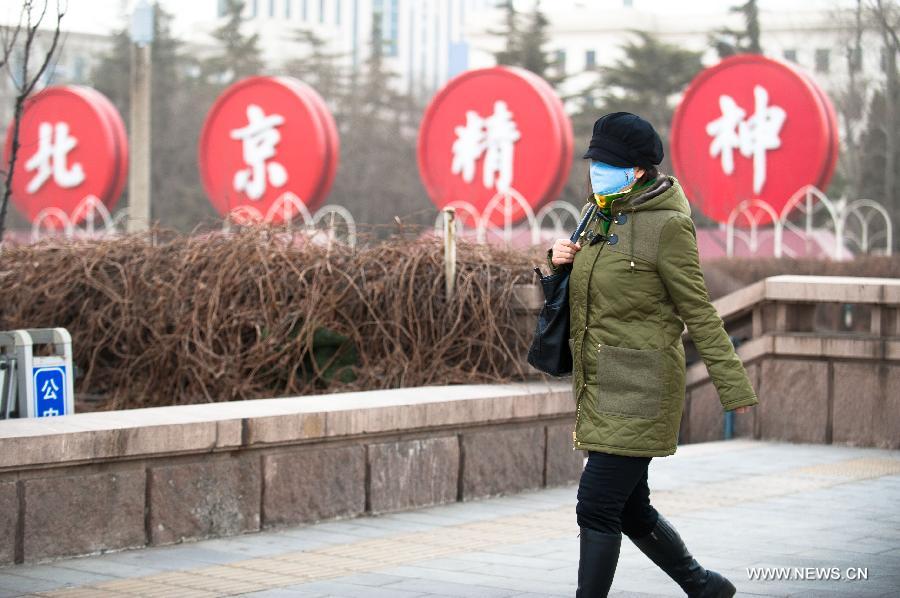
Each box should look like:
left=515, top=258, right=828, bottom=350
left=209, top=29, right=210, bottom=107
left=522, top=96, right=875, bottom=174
left=31, top=192, right=359, bottom=249
left=32, top=196, right=127, bottom=241
left=221, top=192, right=357, bottom=248
left=726, top=185, right=892, bottom=258
left=432, top=185, right=894, bottom=260
left=432, top=187, right=581, bottom=245
left=28, top=185, right=893, bottom=260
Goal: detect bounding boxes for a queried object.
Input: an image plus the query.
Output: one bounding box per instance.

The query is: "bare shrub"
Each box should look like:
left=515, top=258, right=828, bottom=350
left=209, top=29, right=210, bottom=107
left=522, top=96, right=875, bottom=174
left=0, top=227, right=537, bottom=411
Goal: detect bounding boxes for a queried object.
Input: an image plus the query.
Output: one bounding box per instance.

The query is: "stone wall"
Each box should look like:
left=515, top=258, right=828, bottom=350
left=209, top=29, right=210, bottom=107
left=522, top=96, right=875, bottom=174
left=0, top=383, right=582, bottom=565
left=681, top=349, right=900, bottom=450
left=679, top=276, right=900, bottom=450
left=3, top=275, right=898, bottom=565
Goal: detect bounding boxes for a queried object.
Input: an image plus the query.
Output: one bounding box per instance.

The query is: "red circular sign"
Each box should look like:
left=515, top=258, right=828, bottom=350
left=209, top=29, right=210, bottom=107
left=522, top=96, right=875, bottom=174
left=417, top=66, right=572, bottom=225
left=671, top=55, right=839, bottom=225
left=3, top=86, right=127, bottom=226
left=198, top=76, right=339, bottom=224
left=80, top=86, right=129, bottom=215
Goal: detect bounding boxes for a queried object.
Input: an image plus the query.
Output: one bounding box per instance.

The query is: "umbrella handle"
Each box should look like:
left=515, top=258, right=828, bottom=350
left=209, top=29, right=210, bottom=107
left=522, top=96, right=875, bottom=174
left=534, top=204, right=596, bottom=278
left=570, top=204, right=597, bottom=244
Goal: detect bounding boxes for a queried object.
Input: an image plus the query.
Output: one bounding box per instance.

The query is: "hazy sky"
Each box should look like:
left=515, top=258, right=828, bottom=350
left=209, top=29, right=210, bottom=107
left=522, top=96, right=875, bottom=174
left=0, top=0, right=214, bottom=37
left=0, top=0, right=861, bottom=38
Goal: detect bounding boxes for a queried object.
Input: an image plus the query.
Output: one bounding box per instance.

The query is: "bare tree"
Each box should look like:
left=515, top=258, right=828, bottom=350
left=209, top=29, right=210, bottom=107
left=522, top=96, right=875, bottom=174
left=0, top=0, right=67, bottom=242
left=831, top=0, right=869, bottom=194
left=871, top=0, right=899, bottom=223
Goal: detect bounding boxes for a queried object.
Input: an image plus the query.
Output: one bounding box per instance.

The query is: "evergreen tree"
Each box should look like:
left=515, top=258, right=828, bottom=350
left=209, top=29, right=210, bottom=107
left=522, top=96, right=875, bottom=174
left=282, top=29, right=347, bottom=104
left=712, top=0, right=762, bottom=58
left=564, top=32, right=703, bottom=211
left=91, top=4, right=217, bottom=231
left=492, top=1, right=522, bottom=67
left=586, top=32, right=702, bottom=170
left=491, top=1, right=564, bottom=86
left=521, top=4, right=564, bottom=85
left=856, top=0, right=900, bottom=249
left=858, top=89, right=900, bottom=249
left=828, top=0, right=868, bottom=200
left=204, top=0, right=264, bottom=84
left=859, top=91, right=897, bottom=196
left=91, top=29, right=131, bottom=114
left=324, top=11, right=427, bottom=229
left=353, top=13, right=399, bottom=118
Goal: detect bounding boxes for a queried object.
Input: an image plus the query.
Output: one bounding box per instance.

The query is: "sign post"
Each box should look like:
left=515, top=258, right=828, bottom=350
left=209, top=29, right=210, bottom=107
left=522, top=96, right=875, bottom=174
left=443, top=207, right=456, bottom=297
left=128, top=0, right=154, bottom=232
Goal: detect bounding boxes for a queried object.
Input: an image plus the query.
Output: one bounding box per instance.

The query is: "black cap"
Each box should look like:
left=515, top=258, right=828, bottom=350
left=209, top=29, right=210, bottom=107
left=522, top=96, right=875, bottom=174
left=582, top=112, right=664, bottom=168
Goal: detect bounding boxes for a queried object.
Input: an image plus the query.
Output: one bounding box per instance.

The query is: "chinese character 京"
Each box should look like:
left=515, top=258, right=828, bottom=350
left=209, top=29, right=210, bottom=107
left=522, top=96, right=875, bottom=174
left=230, top=104, right=288, bottom=201
left=706, top=85, right=786, bottom=195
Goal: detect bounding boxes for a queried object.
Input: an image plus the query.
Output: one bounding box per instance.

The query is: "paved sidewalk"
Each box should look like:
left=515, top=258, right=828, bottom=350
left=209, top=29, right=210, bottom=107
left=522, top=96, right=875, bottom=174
left=1, top=439, right=898, bottom=597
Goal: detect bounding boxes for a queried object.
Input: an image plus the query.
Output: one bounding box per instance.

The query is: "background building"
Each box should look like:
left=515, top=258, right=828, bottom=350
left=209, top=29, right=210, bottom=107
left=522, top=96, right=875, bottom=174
left=465, top=0, right=887, bottom=112
left=0, top=0, right=883, bottom=107
left=0, top=27, right=112, bottom=143
left=209, top=0, right=495, bottom=97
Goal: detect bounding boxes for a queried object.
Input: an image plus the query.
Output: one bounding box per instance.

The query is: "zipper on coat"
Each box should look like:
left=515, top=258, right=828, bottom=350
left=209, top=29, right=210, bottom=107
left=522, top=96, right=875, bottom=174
left=573, top=213, right=617, bottom=448
left=573, top=401, right=580, bottom=445
left=574, top=199, right=630, bottom=446
left=573, top=377, right=586, bottom=446
left=629, top=208, right=637, bottom=273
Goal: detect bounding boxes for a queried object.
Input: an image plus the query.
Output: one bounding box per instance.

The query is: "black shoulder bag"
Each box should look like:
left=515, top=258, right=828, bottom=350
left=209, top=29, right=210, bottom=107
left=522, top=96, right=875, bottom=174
left=526, top=204, right=597, bottom=376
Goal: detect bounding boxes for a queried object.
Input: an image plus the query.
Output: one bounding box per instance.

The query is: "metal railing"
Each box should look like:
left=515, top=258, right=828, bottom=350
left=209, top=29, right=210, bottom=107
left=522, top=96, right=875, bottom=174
left=726, top=185, right=893, bottom=258
left=30, top=192, right=359, bottom=249
left=432, top=187, right=580, bottom=245
left=27, top=185, right=893, bottom=260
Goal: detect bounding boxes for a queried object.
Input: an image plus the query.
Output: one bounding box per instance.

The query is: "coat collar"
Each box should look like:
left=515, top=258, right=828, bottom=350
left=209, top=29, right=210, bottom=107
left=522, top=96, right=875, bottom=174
left=608, top=175, right=692, bottom=217
left=621, top=175, right=673, bottom=209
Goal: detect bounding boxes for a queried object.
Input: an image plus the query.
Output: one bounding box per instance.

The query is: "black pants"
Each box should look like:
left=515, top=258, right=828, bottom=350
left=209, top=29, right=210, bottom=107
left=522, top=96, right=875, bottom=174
left=576, top=450, right=660, bottom=538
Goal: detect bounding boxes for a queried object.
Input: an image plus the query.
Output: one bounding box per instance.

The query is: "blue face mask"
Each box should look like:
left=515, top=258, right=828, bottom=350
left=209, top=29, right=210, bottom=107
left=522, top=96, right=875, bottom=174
left=589, top=160, right=636, bottom=196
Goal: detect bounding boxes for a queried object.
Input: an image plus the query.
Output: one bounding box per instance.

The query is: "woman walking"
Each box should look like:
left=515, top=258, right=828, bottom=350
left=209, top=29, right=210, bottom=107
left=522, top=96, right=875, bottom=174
left=547, top=112, right=758, bottom=598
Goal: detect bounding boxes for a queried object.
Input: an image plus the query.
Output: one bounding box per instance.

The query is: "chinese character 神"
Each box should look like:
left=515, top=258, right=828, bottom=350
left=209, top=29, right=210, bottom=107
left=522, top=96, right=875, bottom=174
left=41, top=378, right=59, bottom=402
left=706, top=85, right=786, bottom=195
left=230, top=105, right=288, bottom=201
left=25, top=122, right=86, bottom=194
left=451, top=100, right=521, bottom=193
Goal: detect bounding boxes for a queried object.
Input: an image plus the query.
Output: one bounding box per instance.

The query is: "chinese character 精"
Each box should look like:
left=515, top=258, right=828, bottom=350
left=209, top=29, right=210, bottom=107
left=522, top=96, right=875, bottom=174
left=706, top=85, right=786, bottom=195
left=230, top=104, right=288, bottom=201
left=451, top=100, right=521, bottom=193
left=25, top=122, right=86, bottom=193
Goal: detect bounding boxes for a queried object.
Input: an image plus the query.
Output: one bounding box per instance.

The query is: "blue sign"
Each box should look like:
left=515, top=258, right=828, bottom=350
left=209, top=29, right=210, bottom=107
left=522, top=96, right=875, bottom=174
left=32, top=366, right=67, bottom=417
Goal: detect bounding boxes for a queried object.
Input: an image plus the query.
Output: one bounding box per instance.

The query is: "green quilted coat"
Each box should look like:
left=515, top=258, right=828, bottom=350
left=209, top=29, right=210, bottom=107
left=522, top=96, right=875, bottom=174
left=558, top=176, right=758, bottom=457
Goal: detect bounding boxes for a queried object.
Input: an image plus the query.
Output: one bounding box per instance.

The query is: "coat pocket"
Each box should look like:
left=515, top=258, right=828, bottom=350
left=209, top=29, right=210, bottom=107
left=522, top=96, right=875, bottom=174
left=595, top=344, right=664, bottom=419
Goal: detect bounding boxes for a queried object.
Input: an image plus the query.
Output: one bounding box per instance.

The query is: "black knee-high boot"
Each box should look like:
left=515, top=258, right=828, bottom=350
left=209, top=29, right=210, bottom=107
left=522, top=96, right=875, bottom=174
left=628, top=514, right=736, bottom=598
left=576, top=527, right=622, bottom=598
